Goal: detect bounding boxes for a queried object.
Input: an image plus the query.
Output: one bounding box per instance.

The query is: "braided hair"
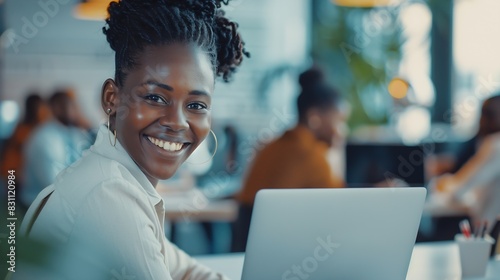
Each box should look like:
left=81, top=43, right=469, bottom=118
left=103, top=0, right=249, bottom=87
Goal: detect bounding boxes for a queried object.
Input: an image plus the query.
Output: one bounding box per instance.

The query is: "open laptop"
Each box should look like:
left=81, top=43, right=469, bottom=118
left=241, top=187, right=426, bottom=280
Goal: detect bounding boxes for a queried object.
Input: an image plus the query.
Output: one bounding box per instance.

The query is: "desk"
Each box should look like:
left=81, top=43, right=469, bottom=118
left=160, top=188, right=238, bottom=222
left=195, top=242, right=500, bottom=280
left=159, top=188, right=238, bottom=248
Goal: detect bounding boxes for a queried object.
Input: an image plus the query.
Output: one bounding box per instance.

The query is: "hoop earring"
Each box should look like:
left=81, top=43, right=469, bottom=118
left=186, top=130, right=218, bottom=165
left=106, top=108, right=117, bottom=147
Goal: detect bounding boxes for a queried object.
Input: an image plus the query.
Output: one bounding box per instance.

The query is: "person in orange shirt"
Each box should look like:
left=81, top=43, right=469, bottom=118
left=1, top=94, right=50, bottom=210
left=232, top=67, right=346, bottom=252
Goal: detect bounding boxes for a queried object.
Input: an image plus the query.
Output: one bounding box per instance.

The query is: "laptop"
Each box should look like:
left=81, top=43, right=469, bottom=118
left=241, top=187, right=426, bottom=280
left=345, top=144, right=426, bottom=187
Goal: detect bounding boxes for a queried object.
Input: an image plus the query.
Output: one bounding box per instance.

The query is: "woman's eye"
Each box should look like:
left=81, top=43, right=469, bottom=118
left=144, top=94, right=167, bottom=104
left=187, top=103, right=208, bottom=110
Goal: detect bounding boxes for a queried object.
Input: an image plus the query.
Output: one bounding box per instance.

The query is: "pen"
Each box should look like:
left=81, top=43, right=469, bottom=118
left=460, top=219, right=472, bottom=239
left=489, top=217, right=500, bottom=257
left=473, top=221, right=481, bottom=238
left=480, top=221, right=488, bottom=239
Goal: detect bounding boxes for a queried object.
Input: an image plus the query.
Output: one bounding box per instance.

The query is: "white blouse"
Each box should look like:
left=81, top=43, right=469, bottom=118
left=14, top=125, right=228, bottom=280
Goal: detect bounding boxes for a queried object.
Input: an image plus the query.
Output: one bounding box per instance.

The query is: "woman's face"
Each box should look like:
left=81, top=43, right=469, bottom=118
left=36, top=101, right=51, bottom=123
left=309, top=107, right=346, bottom=148
left=103, top=43, right=214, bottom=185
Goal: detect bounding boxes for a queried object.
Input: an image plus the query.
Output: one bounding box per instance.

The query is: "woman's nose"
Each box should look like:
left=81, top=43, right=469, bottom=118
left=158, top=106, right=189, bottom=132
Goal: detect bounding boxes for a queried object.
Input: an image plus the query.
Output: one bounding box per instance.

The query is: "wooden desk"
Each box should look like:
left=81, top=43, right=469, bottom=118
left=196, top=242, right=500, bottom=280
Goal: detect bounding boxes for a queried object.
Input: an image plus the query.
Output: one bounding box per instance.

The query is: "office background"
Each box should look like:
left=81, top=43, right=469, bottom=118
left=1, top=0, right=500, bottom=255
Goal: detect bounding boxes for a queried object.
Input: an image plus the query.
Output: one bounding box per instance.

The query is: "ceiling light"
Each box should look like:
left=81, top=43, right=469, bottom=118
left=333, top=0, right=397, bottom=8
left=73, top=0, right=112, bottom=21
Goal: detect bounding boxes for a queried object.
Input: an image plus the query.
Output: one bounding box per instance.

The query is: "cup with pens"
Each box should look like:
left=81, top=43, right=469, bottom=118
left=455, top=219, right=495, bottom=278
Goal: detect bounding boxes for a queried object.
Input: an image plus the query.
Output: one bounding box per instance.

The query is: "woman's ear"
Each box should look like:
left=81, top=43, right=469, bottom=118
left=101, top=78, right=119, bottom=114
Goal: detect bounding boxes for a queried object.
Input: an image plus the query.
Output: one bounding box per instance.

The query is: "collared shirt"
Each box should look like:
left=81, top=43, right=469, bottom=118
left=14, top=125, right=227, bottom=280
left=237, top=125, right=344, bottom=206
left=22, top=120, right=92, bottom=207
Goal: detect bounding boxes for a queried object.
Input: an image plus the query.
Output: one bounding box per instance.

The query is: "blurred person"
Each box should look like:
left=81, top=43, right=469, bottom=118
left=12, top=0, right=249, bottom=279
left=21, top=91, right=92, bottom=207
left=0, top=94, right=51, bottom=176
left=0, top=94, right=50, bottom=207
left=433, top=131, right=500, bottom=232
left=0, top=94, right=50, bottom=210
left=428, top=94, right=500, bottom=177
left=452, top=94, right=500, bottom=173
left=420, top=96, right=500, bottom=241
left=232, top=67, right=346, bottom=252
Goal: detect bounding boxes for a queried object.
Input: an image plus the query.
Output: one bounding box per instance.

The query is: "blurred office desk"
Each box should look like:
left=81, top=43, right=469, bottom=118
left=160, top=188, right=238, bottom=222
left=158, top=183, right=238, bottom=247
left=195, top=242, right=500, bottom=280
left=157, top=181, right=238, bottom=222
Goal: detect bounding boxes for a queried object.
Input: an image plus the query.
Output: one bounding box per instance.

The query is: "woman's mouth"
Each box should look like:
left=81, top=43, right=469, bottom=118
left=146, top=136, right=187, bottom=152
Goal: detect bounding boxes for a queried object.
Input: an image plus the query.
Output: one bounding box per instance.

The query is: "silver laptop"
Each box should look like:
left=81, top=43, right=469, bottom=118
left=241, top=187, right=426, bottom=280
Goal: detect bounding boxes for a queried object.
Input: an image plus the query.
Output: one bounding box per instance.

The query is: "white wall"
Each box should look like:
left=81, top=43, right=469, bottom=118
left=3, top=53, right=113, bottom=125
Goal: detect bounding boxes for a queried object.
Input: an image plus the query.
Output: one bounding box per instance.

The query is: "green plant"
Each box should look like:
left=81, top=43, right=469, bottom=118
left=312, top=2, right=406, bottom=129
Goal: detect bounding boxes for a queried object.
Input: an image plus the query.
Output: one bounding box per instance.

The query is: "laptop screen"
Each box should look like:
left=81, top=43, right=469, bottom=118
left=345, top=143, right=426, bottom=187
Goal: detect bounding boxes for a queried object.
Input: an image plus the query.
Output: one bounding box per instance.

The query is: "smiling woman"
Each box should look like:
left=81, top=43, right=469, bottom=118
left=13, top=1, right=248, bottom=280
left=104, top=43, right=215, bottom=185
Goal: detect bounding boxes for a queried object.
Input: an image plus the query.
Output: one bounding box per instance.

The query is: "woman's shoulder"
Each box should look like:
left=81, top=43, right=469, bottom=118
left=54, top=151, right=146, bottom=205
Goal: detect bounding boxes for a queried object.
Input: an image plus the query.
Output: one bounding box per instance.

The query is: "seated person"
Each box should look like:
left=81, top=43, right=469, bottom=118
left=21, top=91, right=92, bottom=207
left=453, top=94, right=500, bottom=171
left=429, top=94, right=500, bottom=176
left=232, top=67, right=346, bottom=252
left=421, top=94, right=500, bottom=241
left=433, top=131, right=500, bottom=231
left=0, top=94, right=50, bottom=210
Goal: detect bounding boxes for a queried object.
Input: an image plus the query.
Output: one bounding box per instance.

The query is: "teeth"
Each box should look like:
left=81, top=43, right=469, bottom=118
left=147, top=136, right=183, bottom=152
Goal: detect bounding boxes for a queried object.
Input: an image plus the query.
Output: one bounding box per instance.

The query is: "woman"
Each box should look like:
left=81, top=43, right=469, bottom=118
left=433, top=132, right=500, bottom=232
left=21, top=90, right=92, bottom=208
left=15, top=0, right=248, bottom=279
left=232, top=67, right=346, bottom=252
